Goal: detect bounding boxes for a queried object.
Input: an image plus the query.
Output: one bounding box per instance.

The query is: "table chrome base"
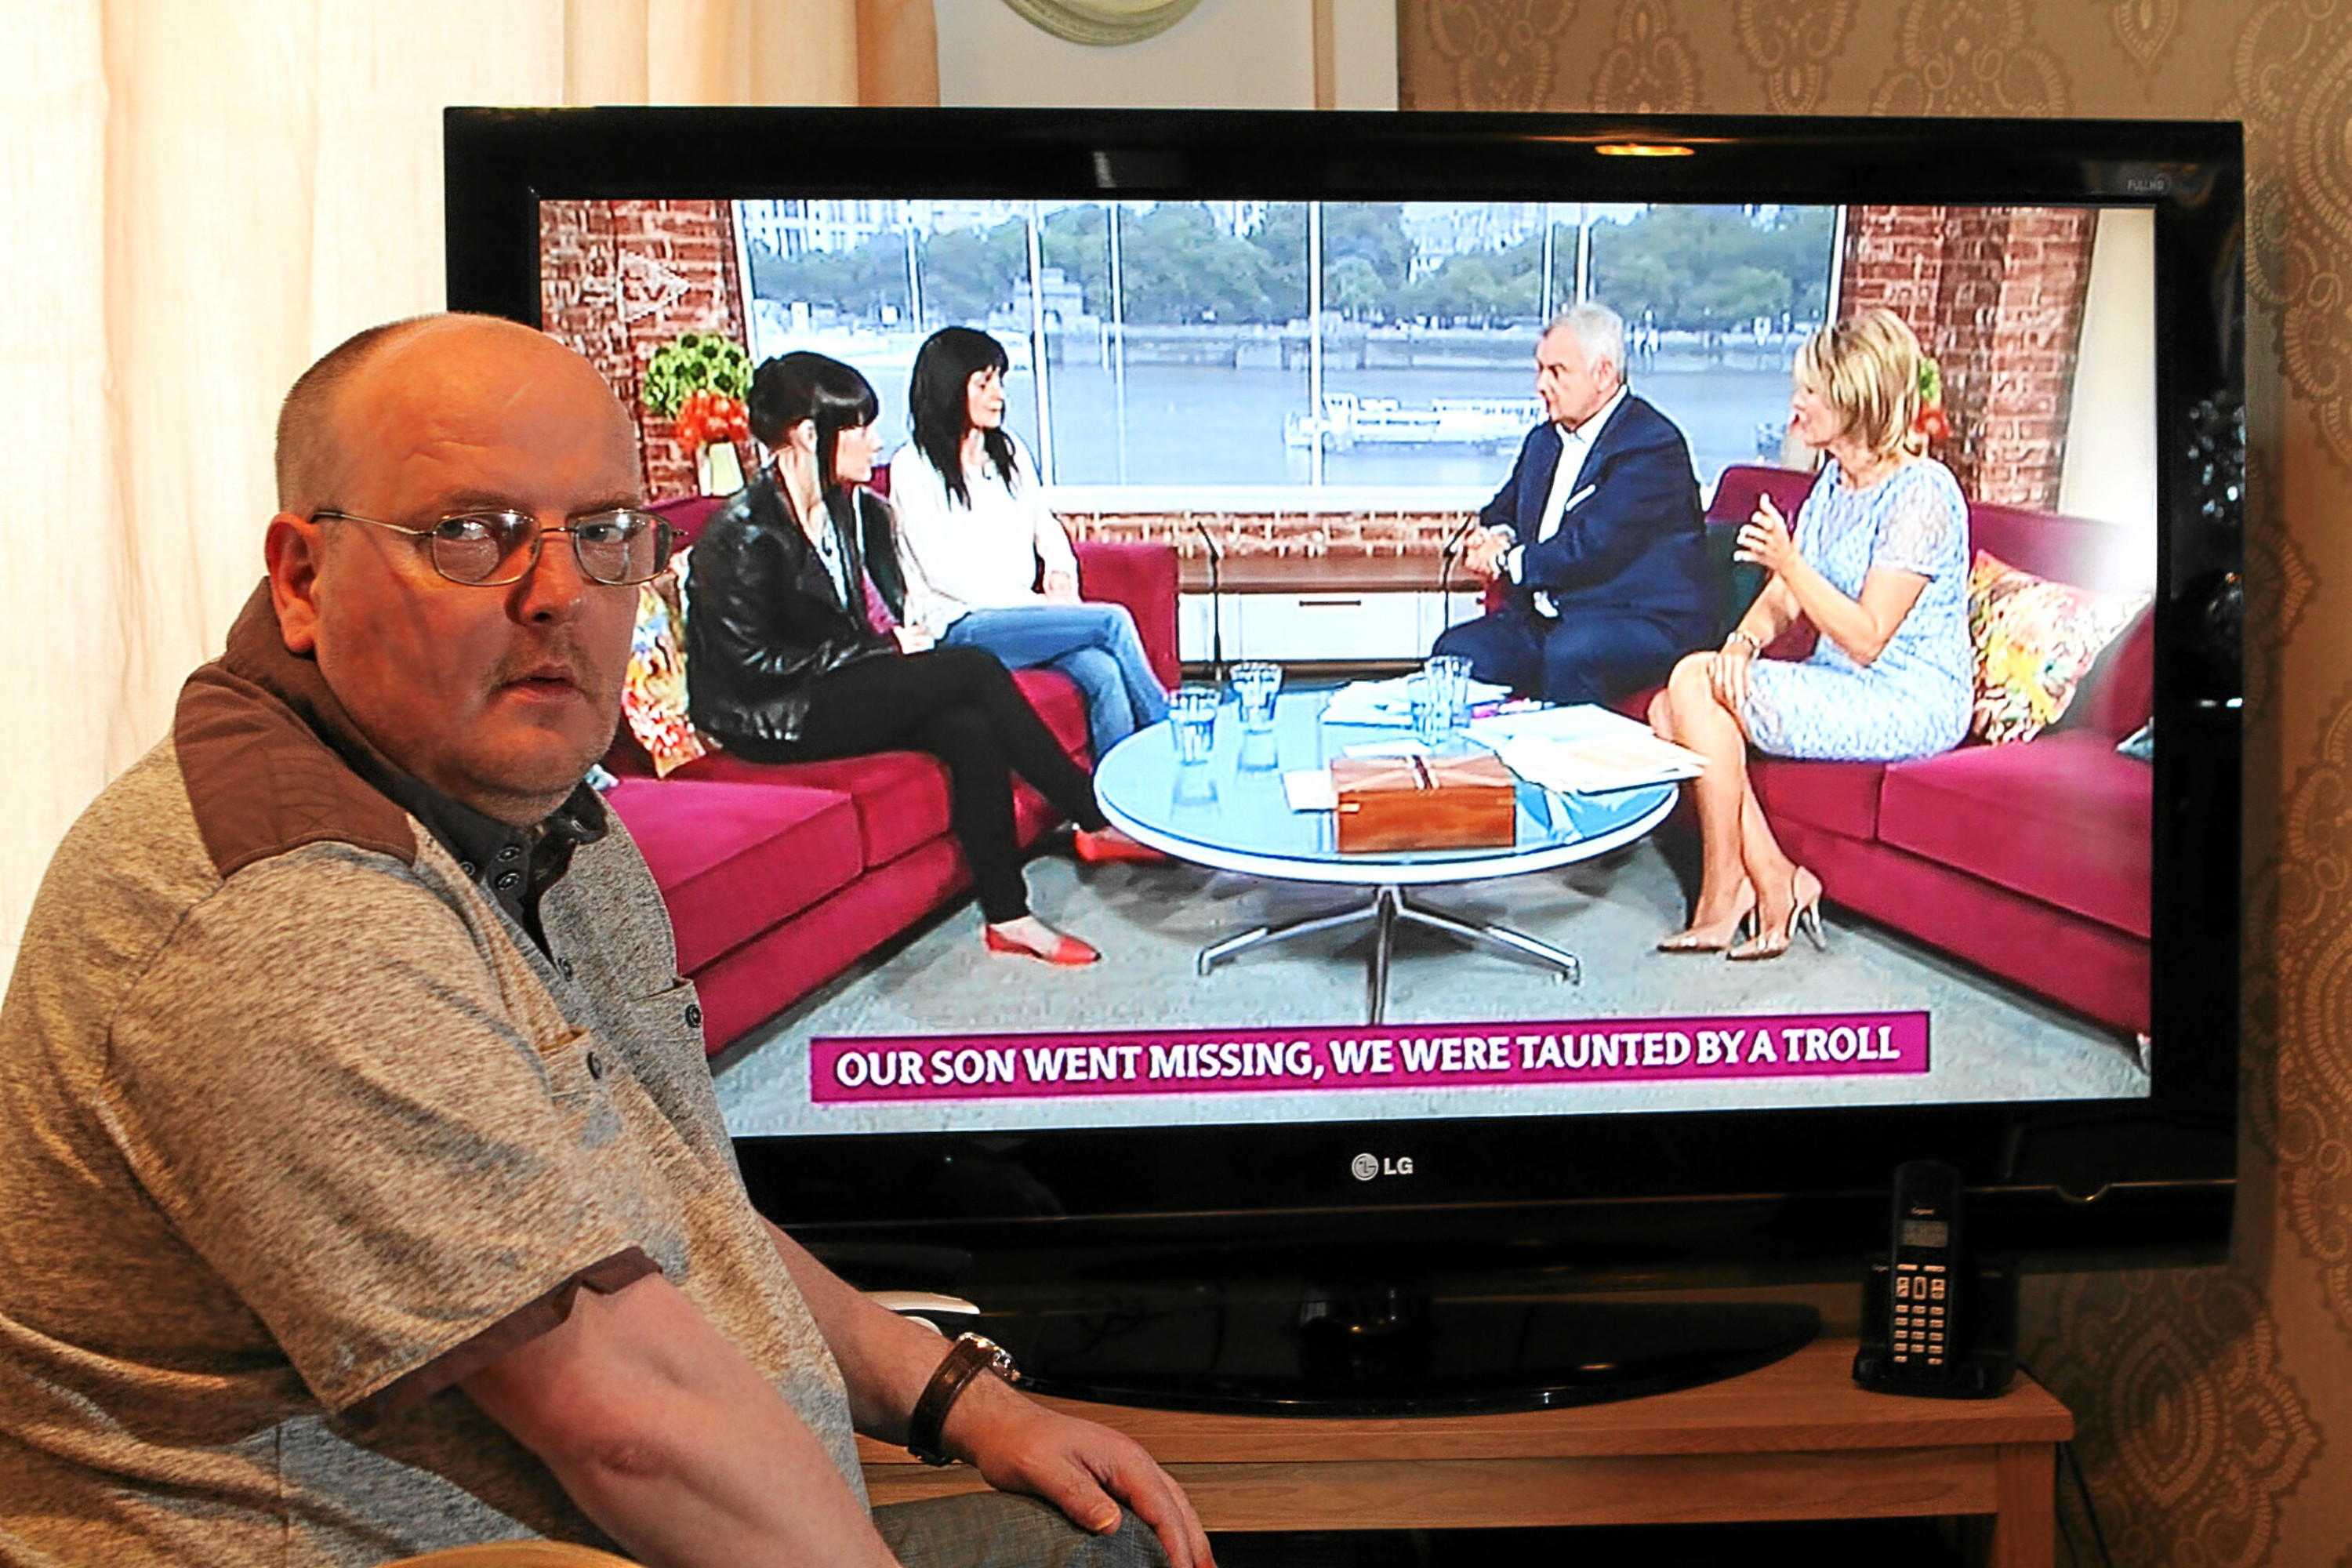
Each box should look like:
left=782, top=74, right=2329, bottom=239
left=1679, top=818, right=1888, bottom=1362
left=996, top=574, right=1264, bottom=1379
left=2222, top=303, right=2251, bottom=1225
left=1196, top=884, right=1581, bottom=1025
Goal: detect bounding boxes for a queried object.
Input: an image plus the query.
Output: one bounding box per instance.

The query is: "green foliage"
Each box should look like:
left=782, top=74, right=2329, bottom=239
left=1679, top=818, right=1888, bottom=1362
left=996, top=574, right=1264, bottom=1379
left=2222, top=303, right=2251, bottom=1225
left=1591, top=206, right=1835, bottom=330
left=641, top=332, right=750, bottom=419
left=747, top=230, right=916, bottom=324
left=1326, top=256, right=1386, bottom=318
left=739, top=201, right=1836, bottom=337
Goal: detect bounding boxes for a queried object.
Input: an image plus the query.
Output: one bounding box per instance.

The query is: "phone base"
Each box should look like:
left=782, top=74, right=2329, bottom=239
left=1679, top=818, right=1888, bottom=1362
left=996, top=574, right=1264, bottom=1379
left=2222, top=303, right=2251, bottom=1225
left=1852, top=1343, right=2016, bottom=1399
left=1851, top=1251, right=2019, bottom=1400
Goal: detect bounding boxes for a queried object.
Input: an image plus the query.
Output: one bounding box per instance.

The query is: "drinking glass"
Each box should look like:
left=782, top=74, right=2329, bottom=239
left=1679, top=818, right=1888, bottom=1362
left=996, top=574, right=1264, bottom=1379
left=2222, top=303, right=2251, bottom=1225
left=1428, top=654, right=1473, bottom=729
left=1408, top=674, right=1451, bottom=746
left=1232, top=660, right=1283, bottom=731
left=1171, top=683, right=1220, bottom=764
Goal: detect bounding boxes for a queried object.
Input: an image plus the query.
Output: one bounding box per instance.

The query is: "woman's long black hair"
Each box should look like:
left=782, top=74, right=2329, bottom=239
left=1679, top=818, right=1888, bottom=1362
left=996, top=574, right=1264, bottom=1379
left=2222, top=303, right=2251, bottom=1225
left=908, top=326, right=1018, bottom=508
left=748, top=351, right=879, bottom=533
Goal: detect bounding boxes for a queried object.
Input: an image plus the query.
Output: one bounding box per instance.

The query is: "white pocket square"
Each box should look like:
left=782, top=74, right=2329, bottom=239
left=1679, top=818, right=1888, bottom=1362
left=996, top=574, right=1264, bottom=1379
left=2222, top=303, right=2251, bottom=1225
left=1563, top=484, right=1598, bottom=512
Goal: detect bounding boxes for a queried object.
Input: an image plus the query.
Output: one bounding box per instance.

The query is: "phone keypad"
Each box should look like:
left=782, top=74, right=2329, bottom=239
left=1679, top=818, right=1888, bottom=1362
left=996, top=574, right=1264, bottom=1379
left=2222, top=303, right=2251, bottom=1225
left=1893, top=1261, right=1949, bottom=1367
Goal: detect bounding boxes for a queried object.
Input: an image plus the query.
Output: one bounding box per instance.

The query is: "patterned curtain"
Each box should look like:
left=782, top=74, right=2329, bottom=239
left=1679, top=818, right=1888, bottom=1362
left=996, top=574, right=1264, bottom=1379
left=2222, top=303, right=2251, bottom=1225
left=1399, top=4, right=2350, bottom=1563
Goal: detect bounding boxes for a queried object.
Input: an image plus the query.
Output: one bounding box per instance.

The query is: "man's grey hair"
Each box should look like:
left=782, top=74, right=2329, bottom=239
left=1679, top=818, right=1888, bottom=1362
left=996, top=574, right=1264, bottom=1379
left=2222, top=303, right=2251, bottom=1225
left=1544, top=302, right=1628, bottom=380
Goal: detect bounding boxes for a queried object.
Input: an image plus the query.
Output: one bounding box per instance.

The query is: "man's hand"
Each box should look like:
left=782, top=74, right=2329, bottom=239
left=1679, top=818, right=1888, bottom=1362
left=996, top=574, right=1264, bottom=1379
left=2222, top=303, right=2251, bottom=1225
left=759, top=1218, right=1214, bottom=1566
left=1042, top=569, right=1081, bottom=604
left=1460, top=528, right=1509, bottom=580
left=943, top=1372, right=1214, bottom=1568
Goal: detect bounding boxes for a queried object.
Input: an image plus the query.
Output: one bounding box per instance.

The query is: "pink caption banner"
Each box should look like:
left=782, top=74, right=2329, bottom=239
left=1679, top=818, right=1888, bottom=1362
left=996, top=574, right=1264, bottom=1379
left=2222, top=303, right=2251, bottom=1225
left=810, top=1011, right=1929, bottom=1104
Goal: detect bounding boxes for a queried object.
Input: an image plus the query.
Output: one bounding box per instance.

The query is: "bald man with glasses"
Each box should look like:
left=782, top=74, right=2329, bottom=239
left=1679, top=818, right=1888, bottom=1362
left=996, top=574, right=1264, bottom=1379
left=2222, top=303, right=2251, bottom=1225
left=0, top=314, right=1207, bottom=1568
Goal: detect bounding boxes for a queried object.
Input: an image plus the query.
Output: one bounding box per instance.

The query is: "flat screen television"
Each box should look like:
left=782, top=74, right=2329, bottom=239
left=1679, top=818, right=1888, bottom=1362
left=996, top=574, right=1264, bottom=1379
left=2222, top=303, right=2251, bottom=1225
left=445, top=107, right=2242, bottom=1408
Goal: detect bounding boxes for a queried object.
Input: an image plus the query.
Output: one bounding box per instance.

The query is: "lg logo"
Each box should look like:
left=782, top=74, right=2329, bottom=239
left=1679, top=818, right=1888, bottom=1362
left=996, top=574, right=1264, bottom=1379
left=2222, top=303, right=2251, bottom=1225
left=1351, top=1152, right=1414, bottom=1181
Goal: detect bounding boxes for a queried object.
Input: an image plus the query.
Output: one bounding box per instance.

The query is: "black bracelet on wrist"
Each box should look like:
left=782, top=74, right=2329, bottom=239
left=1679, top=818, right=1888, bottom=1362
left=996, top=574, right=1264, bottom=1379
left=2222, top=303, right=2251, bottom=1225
left=906, top=1333, right=1018, bottom=1465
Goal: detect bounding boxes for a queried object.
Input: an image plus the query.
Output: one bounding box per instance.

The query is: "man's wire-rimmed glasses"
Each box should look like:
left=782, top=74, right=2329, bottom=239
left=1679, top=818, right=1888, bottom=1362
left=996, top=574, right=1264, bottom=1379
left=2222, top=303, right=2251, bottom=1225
left=311, top=507, right=676, bottom=587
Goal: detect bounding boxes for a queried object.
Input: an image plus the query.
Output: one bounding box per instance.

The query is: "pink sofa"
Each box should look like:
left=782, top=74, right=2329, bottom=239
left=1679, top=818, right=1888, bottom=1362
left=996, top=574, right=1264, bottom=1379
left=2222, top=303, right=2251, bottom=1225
left=601, top=490, right=1181, bottom=1056
left=1711, top=465, right=2154, bottom=1036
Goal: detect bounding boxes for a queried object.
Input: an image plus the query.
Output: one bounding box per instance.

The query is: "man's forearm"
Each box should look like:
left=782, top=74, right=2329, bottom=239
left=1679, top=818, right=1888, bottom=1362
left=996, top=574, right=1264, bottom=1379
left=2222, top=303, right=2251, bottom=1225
left=463, top=1272, right=896, bottom=1568
left=764, top=1218, right=962, bottom=1439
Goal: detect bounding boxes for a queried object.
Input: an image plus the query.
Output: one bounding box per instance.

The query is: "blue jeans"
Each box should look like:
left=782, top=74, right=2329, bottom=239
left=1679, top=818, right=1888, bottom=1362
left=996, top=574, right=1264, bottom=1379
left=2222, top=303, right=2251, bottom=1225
left=945, top=604, right=1171, bottom=762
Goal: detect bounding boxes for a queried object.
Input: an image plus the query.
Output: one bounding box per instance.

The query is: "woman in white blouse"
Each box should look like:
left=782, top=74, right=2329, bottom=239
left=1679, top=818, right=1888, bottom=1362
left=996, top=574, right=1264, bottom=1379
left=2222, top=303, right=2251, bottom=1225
left=891, top=326, right=1171, bottom=769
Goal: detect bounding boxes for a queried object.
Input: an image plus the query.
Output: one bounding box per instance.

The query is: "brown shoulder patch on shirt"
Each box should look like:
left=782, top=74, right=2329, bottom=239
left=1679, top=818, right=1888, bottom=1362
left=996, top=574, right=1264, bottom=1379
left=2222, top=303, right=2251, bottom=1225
left=174, top=583, right=416, bottom=878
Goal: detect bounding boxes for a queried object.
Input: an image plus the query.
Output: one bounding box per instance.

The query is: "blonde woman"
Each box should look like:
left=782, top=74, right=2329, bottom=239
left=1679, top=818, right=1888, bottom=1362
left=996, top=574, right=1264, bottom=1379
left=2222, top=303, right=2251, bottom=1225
left=1650, top=308, right=1973, bottom=960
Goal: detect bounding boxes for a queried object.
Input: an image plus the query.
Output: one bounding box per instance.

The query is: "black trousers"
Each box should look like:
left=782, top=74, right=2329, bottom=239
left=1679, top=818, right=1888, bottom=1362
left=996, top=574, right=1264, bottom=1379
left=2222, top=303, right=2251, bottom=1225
left=723, top=647, right=1107, bottom=924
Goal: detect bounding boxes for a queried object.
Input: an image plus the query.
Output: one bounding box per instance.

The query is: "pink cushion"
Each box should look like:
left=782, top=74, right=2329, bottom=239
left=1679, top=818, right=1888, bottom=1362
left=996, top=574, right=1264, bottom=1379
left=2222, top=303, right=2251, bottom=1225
left=603, top=776, right=863, bottom=974
left=1705, top=464, right=1815, bottom=525
left=1966, top=501, right=2150, bottom=595
left=1073, top=540, right=1182, bottom=691
left=670, top=669, right=1087, bottom=869
left=1769, top=818, right=2149, bottom=1035
left=1751, top=756, right=1888, bottom=840
left=2077, top=607, right=2154, bottom=742
left=691, top=837, right=971, bottom=1054
left=677, top=748, right=947, bottom=870
left=1012, top=667, right=1089, bottom=760
left=1877, top=731, right=2151, bottom=938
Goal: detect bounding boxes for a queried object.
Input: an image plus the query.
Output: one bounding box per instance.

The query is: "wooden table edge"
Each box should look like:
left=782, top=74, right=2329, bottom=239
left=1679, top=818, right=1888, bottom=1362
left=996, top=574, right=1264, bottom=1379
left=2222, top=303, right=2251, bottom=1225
left=858, top=1338, right=2072, bottom=1471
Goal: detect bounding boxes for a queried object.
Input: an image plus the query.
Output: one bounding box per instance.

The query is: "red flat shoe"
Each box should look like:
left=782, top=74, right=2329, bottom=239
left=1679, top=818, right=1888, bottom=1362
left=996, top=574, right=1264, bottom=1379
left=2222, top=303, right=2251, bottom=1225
left=1074, top=828, right=1167, bottom=865
left=984, top=927, right=1102, bottom=966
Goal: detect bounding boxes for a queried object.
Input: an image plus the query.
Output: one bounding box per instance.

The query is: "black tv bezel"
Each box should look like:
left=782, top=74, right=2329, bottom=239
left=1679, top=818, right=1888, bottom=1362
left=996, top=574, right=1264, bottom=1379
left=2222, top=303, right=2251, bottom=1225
left=446, top=107, right=2242, bottom=1276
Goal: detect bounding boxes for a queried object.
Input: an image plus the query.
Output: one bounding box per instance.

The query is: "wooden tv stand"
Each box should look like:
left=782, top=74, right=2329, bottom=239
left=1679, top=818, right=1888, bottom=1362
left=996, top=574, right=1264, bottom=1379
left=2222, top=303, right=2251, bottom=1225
left=859, top=1338, right=2072, bottom=1566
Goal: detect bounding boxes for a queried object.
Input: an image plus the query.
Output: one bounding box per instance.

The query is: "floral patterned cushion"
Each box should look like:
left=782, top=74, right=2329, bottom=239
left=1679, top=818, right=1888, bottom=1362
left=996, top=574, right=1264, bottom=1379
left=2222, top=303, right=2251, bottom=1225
left=1967, top=550, right=2148, bottom=744
left=620, top=545, right=716, bottom=777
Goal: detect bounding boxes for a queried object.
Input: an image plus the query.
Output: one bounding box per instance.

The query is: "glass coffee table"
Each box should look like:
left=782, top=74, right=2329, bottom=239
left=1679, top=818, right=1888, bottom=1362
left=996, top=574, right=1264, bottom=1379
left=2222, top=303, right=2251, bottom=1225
left=1094, top=690, right=1678, bottom=1023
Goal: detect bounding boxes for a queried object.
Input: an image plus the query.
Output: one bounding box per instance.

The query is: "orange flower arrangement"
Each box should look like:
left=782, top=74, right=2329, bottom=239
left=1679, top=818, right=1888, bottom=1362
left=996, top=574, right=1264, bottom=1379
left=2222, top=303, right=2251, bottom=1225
left=1913, top=355, right=1951, bottom=446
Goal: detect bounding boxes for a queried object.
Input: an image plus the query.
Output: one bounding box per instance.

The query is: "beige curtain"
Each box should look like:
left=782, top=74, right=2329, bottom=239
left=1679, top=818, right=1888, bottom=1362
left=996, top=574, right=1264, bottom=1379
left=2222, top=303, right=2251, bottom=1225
left=0, top=0, right=935, bottom=973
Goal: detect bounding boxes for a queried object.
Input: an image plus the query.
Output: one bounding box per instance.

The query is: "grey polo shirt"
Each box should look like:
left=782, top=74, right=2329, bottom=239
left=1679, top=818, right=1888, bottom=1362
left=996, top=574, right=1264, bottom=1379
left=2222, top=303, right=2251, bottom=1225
left=0, top=583, right=861, bottom=1565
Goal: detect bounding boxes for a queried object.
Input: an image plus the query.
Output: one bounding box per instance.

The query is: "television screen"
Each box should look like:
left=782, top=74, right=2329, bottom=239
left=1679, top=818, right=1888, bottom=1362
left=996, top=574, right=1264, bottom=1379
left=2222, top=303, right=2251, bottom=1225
left=451, top=109, right=2239, bottom=1269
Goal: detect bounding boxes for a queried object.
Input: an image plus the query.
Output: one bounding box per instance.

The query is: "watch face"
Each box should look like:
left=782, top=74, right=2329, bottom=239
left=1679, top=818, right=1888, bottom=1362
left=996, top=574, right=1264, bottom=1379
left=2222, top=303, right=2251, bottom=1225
left=967, top=1334, right=1018, bottom=1380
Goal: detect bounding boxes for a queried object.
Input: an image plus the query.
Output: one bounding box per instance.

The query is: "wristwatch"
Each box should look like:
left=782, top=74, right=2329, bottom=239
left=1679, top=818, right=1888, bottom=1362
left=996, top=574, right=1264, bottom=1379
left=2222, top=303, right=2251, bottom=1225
left=906, top=1332, right=1019, bottom=1465
left=1723, top=629, right=1762, bottom=654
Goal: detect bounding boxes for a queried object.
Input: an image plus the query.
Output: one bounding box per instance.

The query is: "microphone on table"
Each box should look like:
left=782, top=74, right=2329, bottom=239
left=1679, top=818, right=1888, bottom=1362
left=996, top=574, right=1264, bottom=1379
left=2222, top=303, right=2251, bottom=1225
left=1189, top=515, right=1225, bottom=684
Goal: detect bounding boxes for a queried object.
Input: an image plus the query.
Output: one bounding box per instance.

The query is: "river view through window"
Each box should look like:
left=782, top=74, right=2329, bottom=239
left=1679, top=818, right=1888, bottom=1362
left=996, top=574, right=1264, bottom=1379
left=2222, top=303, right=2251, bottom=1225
left=736, top=200, right=1838, bottom=496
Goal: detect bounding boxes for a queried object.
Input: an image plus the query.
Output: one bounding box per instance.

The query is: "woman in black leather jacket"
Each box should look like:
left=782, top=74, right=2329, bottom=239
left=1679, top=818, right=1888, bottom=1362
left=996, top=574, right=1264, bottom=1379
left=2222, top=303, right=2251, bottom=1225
left=686, top=351, right=1113, bottom=965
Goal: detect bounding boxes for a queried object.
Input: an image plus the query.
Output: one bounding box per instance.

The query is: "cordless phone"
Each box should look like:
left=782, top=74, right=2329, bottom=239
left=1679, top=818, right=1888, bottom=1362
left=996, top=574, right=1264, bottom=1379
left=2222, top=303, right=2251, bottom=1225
left=1886, top=1159, right=1961, bottom=1379
left=1853, top=1159, right=2016, bottom=1398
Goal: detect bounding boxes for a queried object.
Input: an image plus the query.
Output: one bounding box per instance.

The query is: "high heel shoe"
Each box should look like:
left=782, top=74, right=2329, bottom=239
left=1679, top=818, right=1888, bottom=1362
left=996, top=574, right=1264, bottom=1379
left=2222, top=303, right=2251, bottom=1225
left=1728, top=867, right=1825, bottom=962
left=984, top=924, right=1102, bottom=967
left=1657, top=882, right=1759, bottom=953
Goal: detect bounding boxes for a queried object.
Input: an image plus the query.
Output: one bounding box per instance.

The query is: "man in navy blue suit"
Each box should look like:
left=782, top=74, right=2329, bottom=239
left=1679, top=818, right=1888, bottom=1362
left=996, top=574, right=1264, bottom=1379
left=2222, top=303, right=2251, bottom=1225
left=1434, top=303, right=1710, bottom=706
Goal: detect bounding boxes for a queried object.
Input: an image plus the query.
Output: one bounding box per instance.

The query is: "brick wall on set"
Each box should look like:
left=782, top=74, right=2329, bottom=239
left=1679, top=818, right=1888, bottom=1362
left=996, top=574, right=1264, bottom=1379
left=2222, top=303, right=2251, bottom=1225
left=1838, top=205, right=2096, bottom=510
left=540, top=199, right=750, bottom=501
left=1062, top=510, right=1479, bottom=565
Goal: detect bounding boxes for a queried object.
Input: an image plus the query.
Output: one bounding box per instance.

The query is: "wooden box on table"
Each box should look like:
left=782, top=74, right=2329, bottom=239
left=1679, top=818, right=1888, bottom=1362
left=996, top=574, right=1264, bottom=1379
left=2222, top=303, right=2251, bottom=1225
left=1331, top=753, right=1516, bottom=853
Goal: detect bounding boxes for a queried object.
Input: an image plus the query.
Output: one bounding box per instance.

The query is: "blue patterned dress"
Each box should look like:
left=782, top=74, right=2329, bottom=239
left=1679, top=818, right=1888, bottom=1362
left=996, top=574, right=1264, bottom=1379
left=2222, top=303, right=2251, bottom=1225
left=1740, top=457, right=1973, bottom=761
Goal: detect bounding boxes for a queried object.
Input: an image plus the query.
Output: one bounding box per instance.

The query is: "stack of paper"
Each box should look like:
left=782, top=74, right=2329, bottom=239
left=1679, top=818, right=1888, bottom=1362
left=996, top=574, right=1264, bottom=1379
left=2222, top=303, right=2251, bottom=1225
left=1464, top=702, right=1642, bottom=750
left=1496, top=731, right=1708, bottom=795
left=1283, top=770, right=1338, bottom=811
